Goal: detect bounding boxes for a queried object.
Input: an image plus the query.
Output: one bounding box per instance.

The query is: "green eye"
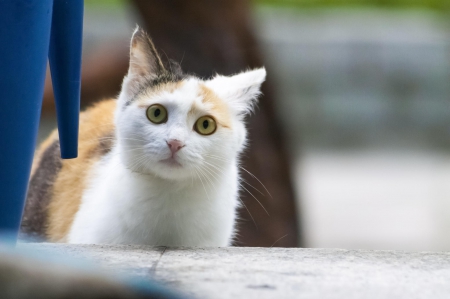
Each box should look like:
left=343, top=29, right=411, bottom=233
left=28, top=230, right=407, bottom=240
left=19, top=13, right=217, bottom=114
left=146, top=104, right=167, bottom=124
left=195, top=116, right=217, bottom=135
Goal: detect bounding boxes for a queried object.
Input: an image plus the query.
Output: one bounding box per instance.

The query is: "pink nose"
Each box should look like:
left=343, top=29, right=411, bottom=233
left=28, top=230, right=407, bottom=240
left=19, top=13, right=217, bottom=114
left=167, top=139, right=185, bottom=154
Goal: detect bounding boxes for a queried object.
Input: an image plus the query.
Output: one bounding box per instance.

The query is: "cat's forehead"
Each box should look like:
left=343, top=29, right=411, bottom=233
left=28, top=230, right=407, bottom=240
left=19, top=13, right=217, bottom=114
left=136, top=78, right=231, bottom=128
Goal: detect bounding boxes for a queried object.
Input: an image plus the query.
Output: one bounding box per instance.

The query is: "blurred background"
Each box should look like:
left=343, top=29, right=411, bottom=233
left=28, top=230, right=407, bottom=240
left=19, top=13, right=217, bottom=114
left=38, top=0, right=450, bottom=251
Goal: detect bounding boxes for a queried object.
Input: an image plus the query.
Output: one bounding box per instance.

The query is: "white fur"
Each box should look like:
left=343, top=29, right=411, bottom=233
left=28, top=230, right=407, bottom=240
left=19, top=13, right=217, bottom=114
left=68, top=32, right=266, bottom=246
left=206, top=69, right=266, bottom=116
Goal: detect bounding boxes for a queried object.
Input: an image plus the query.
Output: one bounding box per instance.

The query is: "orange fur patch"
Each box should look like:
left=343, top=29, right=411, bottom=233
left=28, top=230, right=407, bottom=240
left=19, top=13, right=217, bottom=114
left=46, top=99, right=117, bottom=242
left=136, top=81, right=185, bottom=107
left=199, top=84, right=232, bottom=129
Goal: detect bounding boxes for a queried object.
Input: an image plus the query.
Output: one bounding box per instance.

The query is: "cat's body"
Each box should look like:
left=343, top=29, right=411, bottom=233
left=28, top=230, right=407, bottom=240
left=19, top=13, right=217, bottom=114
left=21, top=28, right=266, bottom=246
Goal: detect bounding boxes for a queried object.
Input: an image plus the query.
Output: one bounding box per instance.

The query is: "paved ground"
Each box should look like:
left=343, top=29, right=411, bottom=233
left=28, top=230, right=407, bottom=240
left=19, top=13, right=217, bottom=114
left=20, top=243, right=450, bottom=299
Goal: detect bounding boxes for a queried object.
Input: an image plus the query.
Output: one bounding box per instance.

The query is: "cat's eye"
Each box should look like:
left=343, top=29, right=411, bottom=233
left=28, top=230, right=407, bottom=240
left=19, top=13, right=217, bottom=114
left=146, top=104, right=168, bottom=124
left=194, top=116, right=217, bottom=135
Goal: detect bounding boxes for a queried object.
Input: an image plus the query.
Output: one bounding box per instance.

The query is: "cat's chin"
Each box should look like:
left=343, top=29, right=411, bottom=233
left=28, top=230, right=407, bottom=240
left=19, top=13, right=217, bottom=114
left=133, top=158, right=193, bottom=181
left=159, top=157, right=183, bottom=168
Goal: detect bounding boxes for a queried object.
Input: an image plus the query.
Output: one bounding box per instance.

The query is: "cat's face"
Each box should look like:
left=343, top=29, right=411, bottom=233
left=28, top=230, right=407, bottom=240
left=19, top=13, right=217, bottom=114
left=115, top=28, right=265, bottom=181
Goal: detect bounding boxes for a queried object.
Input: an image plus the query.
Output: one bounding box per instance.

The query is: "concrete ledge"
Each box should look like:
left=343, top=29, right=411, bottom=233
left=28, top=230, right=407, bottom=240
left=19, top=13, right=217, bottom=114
left=20, top=244, right=450, bottom=299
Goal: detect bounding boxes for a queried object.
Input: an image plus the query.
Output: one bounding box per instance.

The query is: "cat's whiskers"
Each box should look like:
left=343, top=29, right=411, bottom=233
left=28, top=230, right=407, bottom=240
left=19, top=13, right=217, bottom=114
left=109, top=154, right=144, bottom=173
left=193, top=166, right=210, bottom=201
left=240, top=179, right=265, bottom=197
left=92, top=146, right=268, bottom=217
left=201, top=160, right=225, bottom=176
left=201, top=162, right=258, bottom=229
left=237, top=195, right=258, bottom=230
left=203, top=161, right=265, bottom=196
left=128, top=154, right=152, bottom=173
left=179, top=51, right=186, bottom=67
left=237, top=184, right=269, bottom=216
left=238, top=166, right=273, bottom=199
left=199, top=163, right=222, bottom=190
left=204, top=154, right=269, bottom=197
left=196, top=164, right=247, bottom=237
left=189, top=168, right=195, bottom=187
left=203, top=159, right=262, bottom=196
left=196, top=166, right=217, bottom=195
left=102, top=149, right=149, bottom=174
left=238, top=183, right=269, bottom=216
left=202, top=158, right=269, bottom=217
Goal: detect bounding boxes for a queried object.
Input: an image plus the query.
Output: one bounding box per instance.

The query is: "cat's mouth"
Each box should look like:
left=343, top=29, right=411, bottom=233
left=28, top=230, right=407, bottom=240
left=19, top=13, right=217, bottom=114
left=159, top=157, right=182, bottom=167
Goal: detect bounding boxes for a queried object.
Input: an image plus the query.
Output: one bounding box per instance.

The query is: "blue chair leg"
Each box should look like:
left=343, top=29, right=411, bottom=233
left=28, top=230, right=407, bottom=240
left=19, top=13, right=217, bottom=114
left=49, top=0, right=83, bottom=159
left=0, top=0, right=55, bottom=237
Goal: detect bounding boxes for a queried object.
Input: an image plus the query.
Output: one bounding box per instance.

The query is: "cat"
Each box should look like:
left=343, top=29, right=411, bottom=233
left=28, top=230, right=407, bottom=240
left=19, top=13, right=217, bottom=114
left=21, top=27, right=266, bottom=246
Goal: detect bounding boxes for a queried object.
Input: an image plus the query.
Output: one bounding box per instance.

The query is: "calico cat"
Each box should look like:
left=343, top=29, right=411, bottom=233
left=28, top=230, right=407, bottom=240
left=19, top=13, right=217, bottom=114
left=21, top=28, right=266, bottom=246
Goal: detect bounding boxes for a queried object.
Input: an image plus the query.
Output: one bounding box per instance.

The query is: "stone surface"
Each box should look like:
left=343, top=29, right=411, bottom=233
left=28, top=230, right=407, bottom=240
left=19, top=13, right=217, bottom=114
left=19, top=244, right=450, bottom=299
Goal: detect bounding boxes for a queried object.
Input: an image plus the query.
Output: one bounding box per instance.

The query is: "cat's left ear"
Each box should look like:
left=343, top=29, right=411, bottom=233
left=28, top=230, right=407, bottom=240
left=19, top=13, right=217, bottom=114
left=205, top=68, right=266, bottom=116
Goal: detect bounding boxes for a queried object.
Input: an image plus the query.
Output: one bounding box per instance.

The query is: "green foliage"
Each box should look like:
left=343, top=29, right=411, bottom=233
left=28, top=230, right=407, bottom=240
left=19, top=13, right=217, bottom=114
left=254, top=0, right=450, bottom=11
left=83, top=0, right=449, bottom=11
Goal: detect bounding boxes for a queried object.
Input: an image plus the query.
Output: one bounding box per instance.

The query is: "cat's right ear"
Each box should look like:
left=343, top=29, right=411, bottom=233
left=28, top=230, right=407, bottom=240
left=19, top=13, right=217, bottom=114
left=205, top=68, right=266, bottom=117
left=120, top=27, right=166, bottom=100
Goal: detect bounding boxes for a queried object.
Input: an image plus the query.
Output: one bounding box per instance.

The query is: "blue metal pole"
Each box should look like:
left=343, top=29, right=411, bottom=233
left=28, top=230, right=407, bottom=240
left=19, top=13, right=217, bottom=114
left=0, top=0, right=54, bottom=236
left=0, top=0, right=83, bottom=239
left=49, top=0, right=83, bottom=159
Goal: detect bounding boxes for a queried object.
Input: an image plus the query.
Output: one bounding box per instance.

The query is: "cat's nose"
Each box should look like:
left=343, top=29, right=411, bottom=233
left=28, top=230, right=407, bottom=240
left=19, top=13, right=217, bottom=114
left=166, top=139, right=185, bottom=154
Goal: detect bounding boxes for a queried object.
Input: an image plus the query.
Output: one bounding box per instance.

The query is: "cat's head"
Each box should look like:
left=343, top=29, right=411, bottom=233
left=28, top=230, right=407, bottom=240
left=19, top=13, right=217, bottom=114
left=115, top=27, right=266, bottom=180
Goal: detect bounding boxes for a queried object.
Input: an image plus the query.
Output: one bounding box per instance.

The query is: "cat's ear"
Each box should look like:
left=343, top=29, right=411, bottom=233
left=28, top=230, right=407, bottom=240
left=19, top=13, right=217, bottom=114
left=121, top=27, right=166, bottom=99
left=206, top=68, right=266, bottom=116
